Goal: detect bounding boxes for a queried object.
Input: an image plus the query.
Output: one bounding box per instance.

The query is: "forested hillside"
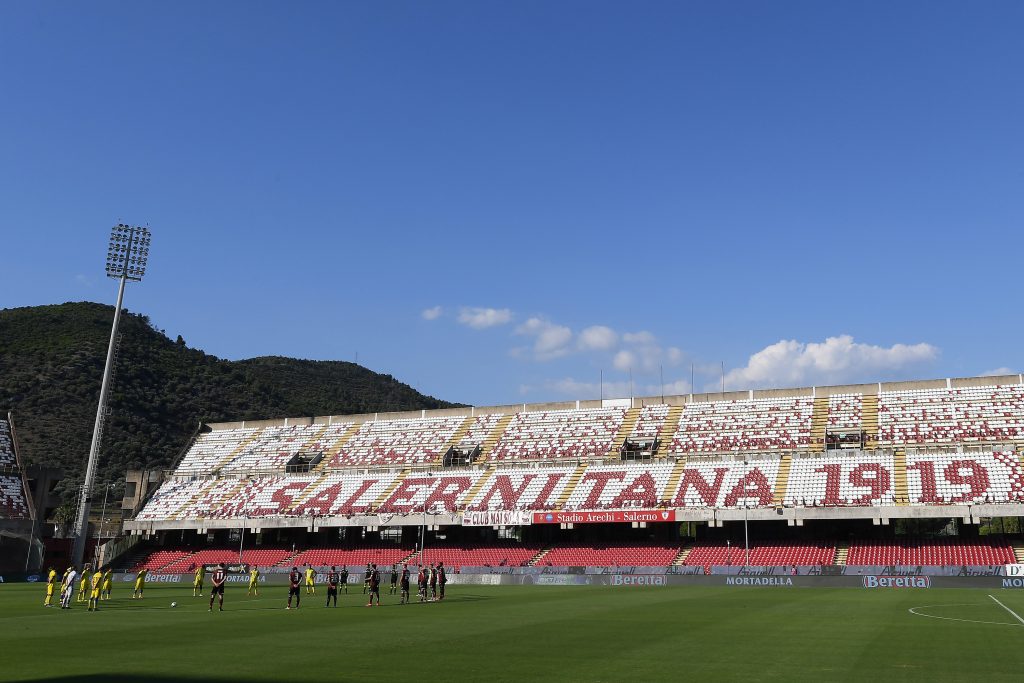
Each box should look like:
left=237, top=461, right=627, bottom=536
left=0, top=302, right=459, bottom=502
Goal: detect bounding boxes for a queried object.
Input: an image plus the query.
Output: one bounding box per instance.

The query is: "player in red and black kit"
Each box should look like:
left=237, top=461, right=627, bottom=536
left=287, top=566, right=302, bottom=609
left=437, top=562, right=447, bottom=601
left=399, top=563, right=410, bottom=604
left=417, top=565, right=427, bottom=603
left=365, top=563, right=380, bottom=607
left=209, top=563, right=226, bottom=612
left=429, top=563, right=438, bottom=601
left=325, top=566, right=340, bottom=608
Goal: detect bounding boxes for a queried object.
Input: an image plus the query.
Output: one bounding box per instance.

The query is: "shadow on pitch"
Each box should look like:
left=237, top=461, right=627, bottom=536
left=9, top=677, right=303, bottom=683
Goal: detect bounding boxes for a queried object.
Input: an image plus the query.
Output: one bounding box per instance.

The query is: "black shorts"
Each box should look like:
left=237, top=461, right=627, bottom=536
left=370, top=586, right=379, bottom=596
left=400, top=581, right=409, bottom=592
left=327, top=585, right=338, bottom=594
left=289, top=586, right=300, bottom=597
left=211, top=584, right=225, bottom=595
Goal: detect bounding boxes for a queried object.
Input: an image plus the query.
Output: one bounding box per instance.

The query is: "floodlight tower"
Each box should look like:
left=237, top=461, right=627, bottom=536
left=71, top=224, right=152, bottom=568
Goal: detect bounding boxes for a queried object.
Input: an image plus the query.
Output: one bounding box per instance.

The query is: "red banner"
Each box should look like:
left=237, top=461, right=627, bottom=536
left=532, top=509, right=676, bottom=524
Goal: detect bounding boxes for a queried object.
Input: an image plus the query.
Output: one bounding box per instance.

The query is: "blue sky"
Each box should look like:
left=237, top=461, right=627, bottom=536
left=1, top=1, right=1022, bottom=407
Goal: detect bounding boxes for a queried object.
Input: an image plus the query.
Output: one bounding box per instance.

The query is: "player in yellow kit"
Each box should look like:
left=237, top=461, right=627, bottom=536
left=87, top=568, right=103, bottom=611
left=193, top=564, right=205, bottom=597
left=247, top=566, right=260, bottom=596
left=305, top=565, right=316, bottom=595
left=77, top=565, right=91, bottom=603
left=44, top=567, right=57, bottom=607
left=101, top=568, right=113, bottom=600
left=132, top=568, right=148, bottom=599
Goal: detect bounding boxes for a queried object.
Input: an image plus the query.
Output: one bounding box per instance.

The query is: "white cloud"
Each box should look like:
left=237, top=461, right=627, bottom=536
left=981, top=367, right=1016, bottom=377
left=623, top=331, right=656, bottom=345
left=516, top=317, right=573, bottom=360
left=457, top=307, right=512, bottom=329
left=75, top=274, right=95, bottom=288
left=613, top=350, right=636, bottom=371
left=421, top=306, right=443, bottom=321
left=719, top=335, right=939, bottom=391
left=577, top=325, right=618, bottom=351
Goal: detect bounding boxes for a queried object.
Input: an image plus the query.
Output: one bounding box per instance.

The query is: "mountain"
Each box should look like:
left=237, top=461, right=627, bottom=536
left=0, top=302, right=461, bottom=502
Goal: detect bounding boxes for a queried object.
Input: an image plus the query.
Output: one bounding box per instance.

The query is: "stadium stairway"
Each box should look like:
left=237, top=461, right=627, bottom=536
left=661, top=458, right=688, bottom=503
left=300, top=424, right=330, bottom=453
left=607, top=407, right=641, bottom=457
left=461, top=465, right=496, bottom=505
left=862, top=394, right=880, bottom=448
left=372, top=469, right=410, bottom=509
left=213, top=428, right=265, bottom=473
left=1012, top=544, right=1024, bottom=564
left=671, top=545, right=692, bottom=566
left=657, top=406, right=684, bottom=458
left=478, top=414, right=515, bottom=461
left=893, top=448, right=909, bottom=505
left=555, top=464, right=588, bottom=509
left=834, top=542, right=849, bottom=565
left=772, top=454, right=792, bottom=506
left=317, top=422, right=363, bottom=470
left=171, top=480, right=217, bottom=520
left=528, top=546, right=553, bottom=566
left=435, top=415, right=476, bottom=466
left=810, top=397, right=828, bottom=451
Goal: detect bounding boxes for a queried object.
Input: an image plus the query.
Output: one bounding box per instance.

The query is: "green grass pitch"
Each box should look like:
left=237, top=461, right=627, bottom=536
left=4, top=582, right=1024, bottom=682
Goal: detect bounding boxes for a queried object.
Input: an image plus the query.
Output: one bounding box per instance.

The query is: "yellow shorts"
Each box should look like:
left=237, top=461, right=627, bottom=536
left=134, top=581, right=144, bottom=590
left=46, top=585, right=54, bottom=596
left=90, top=589, right=100, bottom=599
left=103, top=582, right=112, bottom=591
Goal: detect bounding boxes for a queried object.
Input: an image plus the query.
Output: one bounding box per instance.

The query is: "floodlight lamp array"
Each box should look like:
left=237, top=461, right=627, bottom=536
left=105, top=224, right=152, bottom=281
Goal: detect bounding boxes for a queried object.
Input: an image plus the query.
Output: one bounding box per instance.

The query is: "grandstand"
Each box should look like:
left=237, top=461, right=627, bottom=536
left=116, top=374, right=1024, bottom=571
left=0, top=415, right=33, bottom=523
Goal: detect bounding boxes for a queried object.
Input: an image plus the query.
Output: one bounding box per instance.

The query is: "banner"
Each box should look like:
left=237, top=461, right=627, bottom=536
left=1005, top=564, right=1024, bottom=577
left=461, top=510, right=533, bottom=527
left=532, top=509, right=676, bottom=525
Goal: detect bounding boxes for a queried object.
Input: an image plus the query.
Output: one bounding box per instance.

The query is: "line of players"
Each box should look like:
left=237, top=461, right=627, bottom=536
left=43, top=564, right=150, bottom=611
left=195, top=560, right=449, bottom=611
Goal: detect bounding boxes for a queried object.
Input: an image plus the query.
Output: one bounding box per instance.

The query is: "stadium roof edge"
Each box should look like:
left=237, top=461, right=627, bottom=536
left=201, top=372, right=1024, bottom=432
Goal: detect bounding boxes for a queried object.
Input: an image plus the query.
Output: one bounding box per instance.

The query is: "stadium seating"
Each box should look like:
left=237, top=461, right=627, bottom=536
left=464, top=465, right=581, bottom=511
left=561, top=462, right=675, bottom=510
left=0, top=420, right=16, bottom=468
left=0, top=475, right=31, bottom=518
left=905, top=451, right=1024, bottom=504
left=784, top=452, right=896, bottom=507
left=0, top=418, right=30, bottom=519
left=878, top=385, right=1024, bottom=445
left=683, top=541, right=835, bottom=569
left=847, top=539, right=1015, bottom=565
left=828, top=393, right=862, bottom=431
left=415, top=543, right=541, bottom=568
left=128, top=549, right=194, bottom=572
left=288, top=546, right=413, bottom=568
left=539, top=544, right=681, bottom=567
left=488, top=408, right=626, bottom=461
left=160, top=548, right=295, bottom=573
left=672, top=397, right=813, bottom=453
left=630, top=404, right=670, bottom=442
left=672, top=458, right=781, bottom=508
left=328, top=416, right=465, bottom=467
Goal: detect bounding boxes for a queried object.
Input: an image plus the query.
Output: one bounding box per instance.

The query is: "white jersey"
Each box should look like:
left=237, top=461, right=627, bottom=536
left=63, top=570, right=77, bottom=590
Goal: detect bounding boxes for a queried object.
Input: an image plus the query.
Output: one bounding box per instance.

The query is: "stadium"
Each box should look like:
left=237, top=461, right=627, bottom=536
left=5, top=3, right=1024, bottom=682
left=6, top=374, right=1024, bottom=680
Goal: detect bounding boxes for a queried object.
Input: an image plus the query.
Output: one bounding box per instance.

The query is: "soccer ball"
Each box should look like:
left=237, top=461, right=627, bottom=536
left=170, top=601, right=177, bottom=608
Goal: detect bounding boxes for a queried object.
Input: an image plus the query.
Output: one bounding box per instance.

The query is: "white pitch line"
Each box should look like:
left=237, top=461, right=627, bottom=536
left=988, top=594, right=1024, bottom=625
